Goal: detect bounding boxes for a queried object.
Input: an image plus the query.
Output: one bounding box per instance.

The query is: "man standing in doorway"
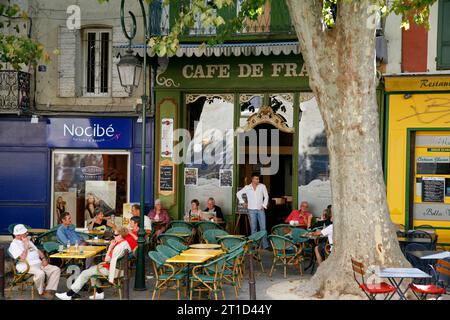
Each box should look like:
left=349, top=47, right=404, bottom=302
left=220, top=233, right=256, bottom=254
left=236, top=173, right=269, bottom=249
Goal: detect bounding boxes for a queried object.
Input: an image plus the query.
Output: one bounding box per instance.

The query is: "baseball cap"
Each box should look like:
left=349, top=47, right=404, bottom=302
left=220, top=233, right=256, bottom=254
left=13, top=224, right=28, bottom=235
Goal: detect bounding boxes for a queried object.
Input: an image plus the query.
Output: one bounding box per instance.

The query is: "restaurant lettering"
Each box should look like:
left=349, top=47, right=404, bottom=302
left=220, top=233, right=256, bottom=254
left=182, top=63, right=308, bottom=79
left=419, top=79, right=450, bottom=89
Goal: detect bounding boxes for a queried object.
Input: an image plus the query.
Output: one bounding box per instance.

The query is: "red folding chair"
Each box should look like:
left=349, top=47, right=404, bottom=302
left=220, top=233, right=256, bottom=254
left=410, top=259, right=449, bottom=300
left=351, top=258, right=396, bottom=300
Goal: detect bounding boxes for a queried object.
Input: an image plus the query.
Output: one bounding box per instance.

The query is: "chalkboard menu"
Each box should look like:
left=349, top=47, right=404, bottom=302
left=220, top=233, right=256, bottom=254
left=160, top=165, right=174, bottom=192
left=422, top=177, right=445, bottom=203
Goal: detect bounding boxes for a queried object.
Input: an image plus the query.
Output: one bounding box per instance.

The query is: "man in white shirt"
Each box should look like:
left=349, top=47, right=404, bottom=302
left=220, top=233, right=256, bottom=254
left=131, top=204, right=152, bottom=231
left=312, top=214, right=333, bottom=265
left=8, top=224, right=61, bottom=299
left=236, top=173, right=269, bottom=249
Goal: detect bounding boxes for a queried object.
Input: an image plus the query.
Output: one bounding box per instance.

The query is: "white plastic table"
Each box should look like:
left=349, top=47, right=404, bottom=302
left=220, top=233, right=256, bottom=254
left=376, top=267, right=431, bottom=300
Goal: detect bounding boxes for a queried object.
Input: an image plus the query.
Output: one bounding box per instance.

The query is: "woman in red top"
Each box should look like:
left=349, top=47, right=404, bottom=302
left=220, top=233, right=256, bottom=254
left=285, top=201, right=313, bottom=229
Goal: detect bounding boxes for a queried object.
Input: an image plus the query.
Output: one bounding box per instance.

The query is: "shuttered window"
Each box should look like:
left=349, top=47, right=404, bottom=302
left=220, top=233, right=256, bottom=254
left=437, top=0, right=450, bottom=69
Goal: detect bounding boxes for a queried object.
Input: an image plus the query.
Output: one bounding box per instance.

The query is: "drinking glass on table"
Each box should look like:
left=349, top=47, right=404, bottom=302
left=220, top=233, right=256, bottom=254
left=58, top=245, right=64, bottom=254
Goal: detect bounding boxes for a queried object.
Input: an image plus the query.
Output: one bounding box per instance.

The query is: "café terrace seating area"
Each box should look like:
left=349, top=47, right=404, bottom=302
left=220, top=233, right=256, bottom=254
left=3, top=220, right=450, bottom=300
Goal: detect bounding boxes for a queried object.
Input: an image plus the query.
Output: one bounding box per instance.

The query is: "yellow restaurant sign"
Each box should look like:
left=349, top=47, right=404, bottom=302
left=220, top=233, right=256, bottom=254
left=385, top=75, right=450, bottom=92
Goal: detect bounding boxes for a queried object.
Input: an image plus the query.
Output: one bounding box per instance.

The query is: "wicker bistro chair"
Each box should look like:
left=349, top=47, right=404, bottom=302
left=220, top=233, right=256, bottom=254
left=247, top=230, right=267, bottom=272
left=148, top=251, right=188, bottom=300
left=157, top=233, right=187, bottom=245
left=218, top=236, right=246, bottom=252
left=196, top=221, right=223, bottom=240
left=168, top=220, right=194, bottom=230
left=271, top=224, right=294, bottom=236
left=90, top=253, right=127, bottom=300
left=203, top=229, right=230, bottom=244
left=350, top=258, right=396, bottom=300
left=156, top=244, right=179, bottom=259
left=268, top=235, right=303, bottom=278
left=166, top=238, right=189, bottom=253
left=165, top=226, right=195, bottom=244
left=190, top=255, right=228, bottom=300
left=222, top=247, right=245, bottom=298
left=6, top=252, right=35, bottom=299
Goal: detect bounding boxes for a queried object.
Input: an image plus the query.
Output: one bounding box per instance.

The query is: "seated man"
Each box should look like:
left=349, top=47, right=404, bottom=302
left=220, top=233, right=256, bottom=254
left=88, top=208, right=117, bottom=231
left=55, top=227, right=131, bottom=300
left=57, top=212, right=83, bottom=245
left=131, top=204, right=152, bottom=231
left=203, top=197, right=226, bottom=228
left=285, top=201, right=313, bottom=229
left=9, top=224, right=61, bottom=300
left=312, top=214, right=333, bottom=265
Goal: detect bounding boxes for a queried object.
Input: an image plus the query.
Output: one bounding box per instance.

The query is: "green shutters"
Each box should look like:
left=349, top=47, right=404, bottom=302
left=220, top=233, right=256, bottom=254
left=270, top=0, right=292, bottom=33
left=169, top=0, right=183, bottom=31
left=217, top=0, right=236, bottom=33
left=437, top=0, right=450, bottom=69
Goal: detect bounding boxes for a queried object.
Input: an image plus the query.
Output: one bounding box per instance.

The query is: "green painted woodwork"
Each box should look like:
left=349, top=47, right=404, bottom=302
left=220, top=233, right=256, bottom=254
left=437, top=0, right=450, bottom=69
left=270, top=0, right=293, bottom=34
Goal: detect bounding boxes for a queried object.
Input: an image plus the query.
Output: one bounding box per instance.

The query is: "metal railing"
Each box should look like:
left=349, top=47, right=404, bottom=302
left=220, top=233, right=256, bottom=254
left=0, top=70, right=31, bottom=114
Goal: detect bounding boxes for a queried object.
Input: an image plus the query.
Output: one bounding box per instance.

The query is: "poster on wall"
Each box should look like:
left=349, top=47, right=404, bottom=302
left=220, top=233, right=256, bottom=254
left=54, top=192, right=77, bottom=224
left=161, top=118, right=174, bottom=158
left=219, top=169, right=233, bottom=187
left=122, top=203, right=138, bottom=228
left=184, top=168, right=198, bottom=186
left=85, top=181, right=117, bottom=220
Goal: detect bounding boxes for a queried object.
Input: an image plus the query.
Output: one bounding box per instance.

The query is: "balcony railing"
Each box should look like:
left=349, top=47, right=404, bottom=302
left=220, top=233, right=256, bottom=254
left=0, top=70, right=31, bottom=114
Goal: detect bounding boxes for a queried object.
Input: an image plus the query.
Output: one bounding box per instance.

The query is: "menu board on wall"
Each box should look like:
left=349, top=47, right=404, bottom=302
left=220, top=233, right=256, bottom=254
left=422, top=177, right=445, bottom=203
left=160, top=165, right=174, bottom=192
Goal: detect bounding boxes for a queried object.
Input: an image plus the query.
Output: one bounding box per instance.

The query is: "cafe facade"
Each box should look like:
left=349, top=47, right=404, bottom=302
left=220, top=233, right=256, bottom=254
left=384, top=73, right=450, bottom=245
left=126, top=42, right=336, bottom=231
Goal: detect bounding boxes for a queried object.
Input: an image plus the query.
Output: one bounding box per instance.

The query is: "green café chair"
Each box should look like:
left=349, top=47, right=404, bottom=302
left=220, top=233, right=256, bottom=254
left=190, top=255, right=228, bottom=300
left=156, top=244, right=179, bottom=259
left=166, top=238, right=188, bottom=253
left=247, top=230, right=267, bottom=272
left=168, top=220, right=194, bottom=230
left=196, top=221, right=222, bottom=238
left=203, top=229, right=229, bottom=244
left=268, top=234, right=303, bottom=278
left=148, top=251, right=187, bottom=300
left=218, top=236, right=246, bottom=252
left=222, top=247, right=245, bottom=298
left=271, top=224, right=294, bottom=236
left=157, top=233, right=187, bottom=245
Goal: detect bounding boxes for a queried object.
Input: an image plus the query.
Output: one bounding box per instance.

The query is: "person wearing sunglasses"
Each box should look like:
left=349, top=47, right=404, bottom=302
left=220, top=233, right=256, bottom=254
left=55, top=227, right=131, bottom=300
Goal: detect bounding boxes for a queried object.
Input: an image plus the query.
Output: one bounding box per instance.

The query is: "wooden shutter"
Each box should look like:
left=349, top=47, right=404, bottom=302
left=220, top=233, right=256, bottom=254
left=438, top=0, right=450, bottom=69
left=270, top=0, right=292, bottom=33
left=111, top=24, right=130, bottom=97
left=58, top=26, right=80, bottom=97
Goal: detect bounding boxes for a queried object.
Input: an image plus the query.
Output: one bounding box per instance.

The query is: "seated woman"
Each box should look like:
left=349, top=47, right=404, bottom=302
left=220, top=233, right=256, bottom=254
left=284, top=201, right=313, bottom=229
left=148, top=199, right=170, bottom=235
left=56, top=227, right=131, bottom=300
left=88, top=208, right=117, bottom=232
left=185, top=199, right=202, bottom=221
left=312, top=214, right=333, bottom=265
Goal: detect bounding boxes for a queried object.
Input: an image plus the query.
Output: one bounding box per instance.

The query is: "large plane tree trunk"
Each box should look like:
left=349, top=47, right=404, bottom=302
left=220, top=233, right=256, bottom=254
left=285, top=0, right=410, bottom=297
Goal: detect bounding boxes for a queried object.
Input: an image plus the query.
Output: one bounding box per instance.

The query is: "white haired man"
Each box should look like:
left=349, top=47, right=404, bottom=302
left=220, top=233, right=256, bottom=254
left=8, top=224, right=61, bottom=299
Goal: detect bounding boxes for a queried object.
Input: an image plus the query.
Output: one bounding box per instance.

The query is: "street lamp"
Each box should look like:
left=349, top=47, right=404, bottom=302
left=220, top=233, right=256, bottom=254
left=116, top=49, right=142, bottom=94
left=118, top=0, right=158, bottom=290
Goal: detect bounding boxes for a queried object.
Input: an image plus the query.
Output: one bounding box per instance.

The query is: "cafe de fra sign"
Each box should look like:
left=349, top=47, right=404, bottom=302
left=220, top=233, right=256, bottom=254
left=182, top=62, right=308, bottom=79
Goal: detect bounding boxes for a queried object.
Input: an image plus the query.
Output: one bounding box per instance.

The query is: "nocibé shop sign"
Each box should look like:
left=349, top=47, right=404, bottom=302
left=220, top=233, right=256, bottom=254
left=156, top=54, right=310, bottom=90
left=47, top=118, right=132, bottom=149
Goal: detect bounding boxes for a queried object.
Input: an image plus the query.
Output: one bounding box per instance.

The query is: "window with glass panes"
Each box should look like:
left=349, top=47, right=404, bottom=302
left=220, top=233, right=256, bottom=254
left=83, top=29, right=111, bottom=95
